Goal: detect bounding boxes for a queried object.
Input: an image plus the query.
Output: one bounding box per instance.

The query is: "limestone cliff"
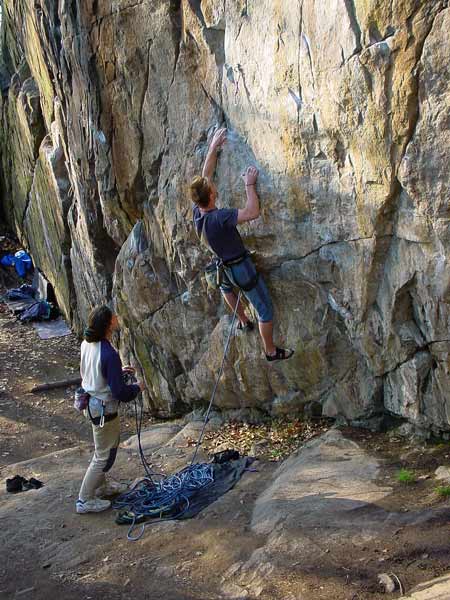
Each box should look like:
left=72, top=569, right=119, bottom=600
left=1, top=0, right=449, bottom=434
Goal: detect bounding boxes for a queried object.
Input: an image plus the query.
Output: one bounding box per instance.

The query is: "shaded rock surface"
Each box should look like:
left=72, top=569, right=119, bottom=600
left=251, top=429, right=391, bottom=536
left=1, top=1, right=450, bottom=432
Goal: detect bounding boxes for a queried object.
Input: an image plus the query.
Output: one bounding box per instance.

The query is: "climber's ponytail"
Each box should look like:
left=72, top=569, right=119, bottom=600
left=190, top=176, right=211, bottom=208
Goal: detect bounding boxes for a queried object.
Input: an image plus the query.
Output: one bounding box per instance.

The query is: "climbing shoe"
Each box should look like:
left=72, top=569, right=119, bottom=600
left=6, top=475, right=27, bottom=493
left=95, top=480, right=128, bottom=497
left=76, top=498, right=111, bottom=514
left=212, top=449, right=240, bottom=463
left=6, top=475, right=44, bottom=493
left=265, top=347, right=294, bottom=362
left=22, top=477, right=44, bottom=490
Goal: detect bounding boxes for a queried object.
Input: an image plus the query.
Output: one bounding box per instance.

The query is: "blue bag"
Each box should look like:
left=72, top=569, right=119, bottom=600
left=6, top=285, right=37, bottom=301
left=14, top=251, right=33, bottom=277
left=0, top=254, right=15, bottom=267
left=0, top=251, right=33, bottom=277
left=19, top=301, right=51, bottom=322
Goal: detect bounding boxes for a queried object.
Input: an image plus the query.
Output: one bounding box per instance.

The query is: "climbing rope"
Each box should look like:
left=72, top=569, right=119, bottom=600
left=190, top=289, right=241, bottom=464
left=113, top=463, right=214, bottom=541
left=122, top=370, right=160, bottom=482
left=133, top=391, right=160, bottom=482
left=114, top=292, right=242, bottom=540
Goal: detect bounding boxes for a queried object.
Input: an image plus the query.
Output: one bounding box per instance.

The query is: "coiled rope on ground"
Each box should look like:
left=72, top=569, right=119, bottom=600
left=112, top=464, right=214, bottom=540
left=115, top=291, right=242, bottom=541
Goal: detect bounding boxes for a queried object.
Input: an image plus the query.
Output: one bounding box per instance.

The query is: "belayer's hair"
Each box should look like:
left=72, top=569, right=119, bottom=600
left=190, top=176, right=211, bottom=208
left=84, top=305, right=113, bottom=343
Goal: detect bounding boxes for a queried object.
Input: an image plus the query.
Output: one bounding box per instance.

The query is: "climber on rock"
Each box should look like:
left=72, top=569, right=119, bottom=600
left=190, top=127, right=294, bottom=362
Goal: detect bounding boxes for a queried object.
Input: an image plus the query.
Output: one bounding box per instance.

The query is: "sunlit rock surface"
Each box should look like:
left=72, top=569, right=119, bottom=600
left=1, top=1, right=449, bottom=432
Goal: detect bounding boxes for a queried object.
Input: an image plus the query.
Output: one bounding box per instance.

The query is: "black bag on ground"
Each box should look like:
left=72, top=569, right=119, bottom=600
left=212, top=449, right=240, bottom=463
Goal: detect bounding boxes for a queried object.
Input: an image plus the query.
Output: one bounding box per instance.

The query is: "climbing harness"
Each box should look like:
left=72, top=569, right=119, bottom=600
left=113, top=292, right=242, bottom=540
left=87, top=398, right=115, bottom=428
left=204, top=259, right=224, bottom=291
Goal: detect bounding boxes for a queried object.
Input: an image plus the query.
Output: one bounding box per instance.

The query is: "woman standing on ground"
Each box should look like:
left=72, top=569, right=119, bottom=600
left=76, top=305, right=144, bottom=514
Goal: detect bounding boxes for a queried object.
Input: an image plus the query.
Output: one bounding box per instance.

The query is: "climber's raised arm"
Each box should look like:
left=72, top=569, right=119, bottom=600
left=202, top=127, right=226, bottom=180
left=237, top=166, right=260, bottom=224
left=191, top=152, right=293, bottom=363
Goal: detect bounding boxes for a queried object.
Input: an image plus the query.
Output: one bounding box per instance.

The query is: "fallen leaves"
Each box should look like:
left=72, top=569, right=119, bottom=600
left=202, top=418, right=330, bottom=461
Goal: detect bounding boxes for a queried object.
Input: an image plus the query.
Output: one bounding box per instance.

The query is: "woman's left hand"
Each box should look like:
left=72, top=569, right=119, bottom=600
left=122, top=366, right=136, bottom=374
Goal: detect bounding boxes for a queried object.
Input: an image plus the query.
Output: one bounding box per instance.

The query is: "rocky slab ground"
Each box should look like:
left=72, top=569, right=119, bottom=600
left=1, top=424, right=450, bottom=600
left=1, top=268, right=449, bottom=599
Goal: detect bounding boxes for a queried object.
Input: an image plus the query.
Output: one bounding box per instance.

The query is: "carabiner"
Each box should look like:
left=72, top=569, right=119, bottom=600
left=99, top=402, right=105, bottom=428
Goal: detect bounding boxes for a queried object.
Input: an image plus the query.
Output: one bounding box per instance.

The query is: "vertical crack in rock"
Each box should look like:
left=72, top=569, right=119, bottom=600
left=21, top=160, right=37, bottom=232
left=343, top=0, right=362, bottom=53
left=134, top=40, right=153, bottom=209
left=296, top=0, right=304, bottom=124
left=365, top=6, right=446, bottom=317
left=203, top=26, right=225, bottom=70
left=376, top=5, right=450, bottom=429
left=187, top=0, right=207, bottom=28
left=400, top=4, right=447, bottom=162
left=169, top=1, right=182, bottom=89
left=2, top=0, right=450, bottom=428
left=149, top=0, right=182, bottom=204
left=200, top=82, right=223, bottom=116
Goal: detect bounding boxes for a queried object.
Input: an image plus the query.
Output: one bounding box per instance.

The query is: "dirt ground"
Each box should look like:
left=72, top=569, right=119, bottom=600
left=0, top=307, right=149, bottom=466
left=1, top=240, right=450, bottom=600
left=0, top=231, right=151, bottom=466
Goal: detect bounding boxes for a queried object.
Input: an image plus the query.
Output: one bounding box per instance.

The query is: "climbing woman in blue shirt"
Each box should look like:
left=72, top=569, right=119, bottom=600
left=190, top=127, right=294, bottom=362
left=76, top=305, right=144, bottom=514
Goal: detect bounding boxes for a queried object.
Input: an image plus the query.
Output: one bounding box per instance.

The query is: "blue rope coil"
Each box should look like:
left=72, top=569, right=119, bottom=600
left=116, top=292, right=241, bottom=541
left=113, top=463, right=214, bottom=540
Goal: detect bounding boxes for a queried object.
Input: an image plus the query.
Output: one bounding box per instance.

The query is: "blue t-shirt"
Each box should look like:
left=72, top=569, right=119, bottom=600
left=193, top=205, right=246, bottom=262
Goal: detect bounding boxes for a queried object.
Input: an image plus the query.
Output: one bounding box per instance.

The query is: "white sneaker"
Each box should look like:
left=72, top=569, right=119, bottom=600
left=95, top=480, right=128, bottom=497
left=76, top=498, right=111, bottom=514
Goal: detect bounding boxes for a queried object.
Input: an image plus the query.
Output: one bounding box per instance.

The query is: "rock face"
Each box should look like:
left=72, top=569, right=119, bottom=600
left=1, top=1, right=450, bottom=432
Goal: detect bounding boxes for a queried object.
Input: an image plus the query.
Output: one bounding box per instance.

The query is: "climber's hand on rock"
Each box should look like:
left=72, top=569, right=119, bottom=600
left=138, top=381, right=145, bottom=392
left=242, top=166, right=258, bottom=186
left=210, top=127, right=227, bottom=150
left=123, top=366, right=135, bottom=374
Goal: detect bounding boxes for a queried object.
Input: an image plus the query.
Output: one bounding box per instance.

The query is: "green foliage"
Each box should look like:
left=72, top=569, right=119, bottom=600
left=435, top=485, right=450, bottom=498
left=396, top=468, right=416, bottom=484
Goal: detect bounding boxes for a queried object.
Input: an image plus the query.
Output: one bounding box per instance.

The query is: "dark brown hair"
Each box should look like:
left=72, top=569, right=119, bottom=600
left=190, top=176, right=211, bottom=208
left=84, top=305, right=113, bottom=343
